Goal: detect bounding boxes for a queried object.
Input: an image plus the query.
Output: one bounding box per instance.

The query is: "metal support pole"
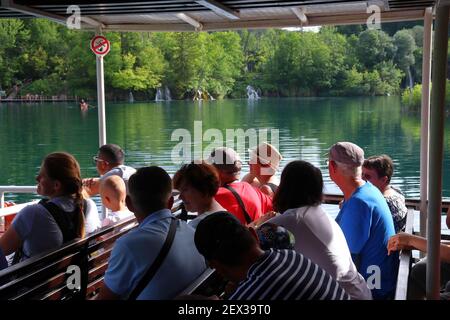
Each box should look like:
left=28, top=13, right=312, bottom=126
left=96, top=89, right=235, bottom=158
left=94, top=29, right=107, bottom=219
left=96, top=54, right=107, bottom=147
left=419, top=7, right=433, bottom=239
left=427, top=4, right=449, bottom=300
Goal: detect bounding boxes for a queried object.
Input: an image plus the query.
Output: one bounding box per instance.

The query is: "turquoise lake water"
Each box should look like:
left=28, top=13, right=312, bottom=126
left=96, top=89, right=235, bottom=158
left=1, top=96, right=449, bottom=203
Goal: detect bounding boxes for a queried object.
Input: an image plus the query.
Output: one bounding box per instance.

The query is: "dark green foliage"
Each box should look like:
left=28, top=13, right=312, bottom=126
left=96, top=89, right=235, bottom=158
left=0, top=19, right=433, bottom=100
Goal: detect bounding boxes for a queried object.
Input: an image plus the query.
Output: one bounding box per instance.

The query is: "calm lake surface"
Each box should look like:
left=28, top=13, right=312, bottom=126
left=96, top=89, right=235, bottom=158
left=1, top=96, right=450, bottom=203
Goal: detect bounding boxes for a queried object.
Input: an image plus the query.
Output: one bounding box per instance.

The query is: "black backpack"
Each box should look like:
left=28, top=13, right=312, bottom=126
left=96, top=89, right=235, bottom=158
left=12, top=198, right=82, bottom=264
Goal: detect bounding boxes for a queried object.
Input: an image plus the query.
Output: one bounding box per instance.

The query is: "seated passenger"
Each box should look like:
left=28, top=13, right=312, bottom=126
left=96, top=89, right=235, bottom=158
left=242, top=142, right=282, bottom=197
left=363, top=155, right=407, bottom=233
left=82, top=189, right=102, bottom=234
left=208, top=147, right=273, bottom=225
left=0, top=248, right=7, bottom=270
left=100, top=175, right=133, bottom=227
left=173, top=162, right=224, bottom=229
left=0, top=152, right=87, bottom=263
left=83, top=144, right=136, bottom=197
left=96, top=166, right=206, bottom=300
left=194, top=211, right=350, bottom=300
left=387, top=233, right=450, bottom=300
left=328, top=142, right=398, bottom=300
left=267, top=160, right=371, bottom=300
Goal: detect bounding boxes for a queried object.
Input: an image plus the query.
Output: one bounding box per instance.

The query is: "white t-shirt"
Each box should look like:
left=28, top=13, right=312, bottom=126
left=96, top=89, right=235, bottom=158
left=84, top=198, right=102, bottom=234
left=100, top=165, right=136, bottom=184
left=268, top=205, right=372, bottom=300
left=102, top=209, right=134, bottom=227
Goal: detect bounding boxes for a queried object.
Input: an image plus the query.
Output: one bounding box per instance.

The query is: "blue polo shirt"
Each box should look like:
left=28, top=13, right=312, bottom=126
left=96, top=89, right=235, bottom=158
left=336, top=182, right=398, bottom=300
left=104, top=209, right=206, bottom=300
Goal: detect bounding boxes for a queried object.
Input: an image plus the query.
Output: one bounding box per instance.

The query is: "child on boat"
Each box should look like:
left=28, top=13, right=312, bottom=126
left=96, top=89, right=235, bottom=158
left=100, top=175, right=133, bottom=227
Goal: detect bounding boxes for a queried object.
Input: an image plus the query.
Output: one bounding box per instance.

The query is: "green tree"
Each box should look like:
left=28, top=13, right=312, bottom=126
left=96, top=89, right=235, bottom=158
left=355, top=29, right=395, bottom=69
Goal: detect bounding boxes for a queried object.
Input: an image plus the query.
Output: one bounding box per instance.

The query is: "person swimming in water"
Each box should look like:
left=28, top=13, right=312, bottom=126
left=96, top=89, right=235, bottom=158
left=80, top=99, right=88, bottom=110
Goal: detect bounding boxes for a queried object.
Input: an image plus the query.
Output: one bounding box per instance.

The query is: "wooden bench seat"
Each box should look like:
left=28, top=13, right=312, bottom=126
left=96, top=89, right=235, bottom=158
left=0, top=199, right=185, bottom=300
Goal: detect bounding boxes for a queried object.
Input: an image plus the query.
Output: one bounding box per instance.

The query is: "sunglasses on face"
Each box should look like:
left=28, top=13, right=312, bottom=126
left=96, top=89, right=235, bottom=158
left=93, top=156, right=109, bottom=164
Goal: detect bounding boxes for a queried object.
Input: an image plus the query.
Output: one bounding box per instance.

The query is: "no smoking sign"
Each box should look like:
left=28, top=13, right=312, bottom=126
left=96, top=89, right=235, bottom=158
left=90, top=35, right=110, bottom=56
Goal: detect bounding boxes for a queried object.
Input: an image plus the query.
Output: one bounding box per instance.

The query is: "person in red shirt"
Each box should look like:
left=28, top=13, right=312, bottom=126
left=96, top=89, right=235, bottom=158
left=207, top=147, right=273, bottom=225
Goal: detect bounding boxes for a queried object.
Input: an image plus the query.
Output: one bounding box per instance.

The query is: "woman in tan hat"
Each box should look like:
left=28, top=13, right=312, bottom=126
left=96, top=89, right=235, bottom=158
left=242, top=142, right=282, bottom=197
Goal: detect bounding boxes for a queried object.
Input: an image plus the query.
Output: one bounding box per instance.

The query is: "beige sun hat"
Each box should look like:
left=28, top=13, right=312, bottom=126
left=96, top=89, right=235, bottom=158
left=248, top=142, right=282, bottom=170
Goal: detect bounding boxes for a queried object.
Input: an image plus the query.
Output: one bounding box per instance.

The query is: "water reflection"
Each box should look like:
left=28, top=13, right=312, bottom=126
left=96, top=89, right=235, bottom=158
left=0, top=97, right=448, bottom=202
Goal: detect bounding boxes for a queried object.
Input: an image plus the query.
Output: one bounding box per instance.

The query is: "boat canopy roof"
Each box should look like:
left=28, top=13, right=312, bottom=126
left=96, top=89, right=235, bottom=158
left=0, top=0, right=439, bottom=31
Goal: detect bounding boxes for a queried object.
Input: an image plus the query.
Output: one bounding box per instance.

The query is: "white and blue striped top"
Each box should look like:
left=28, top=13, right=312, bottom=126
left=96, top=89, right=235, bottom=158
left=229, top=249, right=350, bottom=300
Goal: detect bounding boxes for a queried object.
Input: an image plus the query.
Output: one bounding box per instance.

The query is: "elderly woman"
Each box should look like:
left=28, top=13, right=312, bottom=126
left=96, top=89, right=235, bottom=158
left=362, top=155, right=407, bottom=233
left=173, top=161, right=225, bottom=229
left=0, top=152, right=98, bottom=263
left=242, top=142, right=282, bottom=197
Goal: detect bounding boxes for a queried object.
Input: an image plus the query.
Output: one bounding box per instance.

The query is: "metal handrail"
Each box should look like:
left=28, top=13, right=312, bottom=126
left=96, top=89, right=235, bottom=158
left=0, top=186, right=38, bottom=219
left=0, top=186, right=37, bottom=206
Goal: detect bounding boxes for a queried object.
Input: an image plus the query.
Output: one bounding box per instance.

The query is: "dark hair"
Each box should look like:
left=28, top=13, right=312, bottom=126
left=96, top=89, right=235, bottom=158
left=99, top=144, right=124, bottom=165
left=257, top=223, right=295, bottom=250
left=195, top=211, right=257, bottom=267
left=273, top=160, right=323, bottom=213
left=173, top=162, right=220, bottom=198
left=43, top=152, right=85, bottom=238
left=128, top=166, right=172, bottom=213
left=363, top=155, right=394, bottom=183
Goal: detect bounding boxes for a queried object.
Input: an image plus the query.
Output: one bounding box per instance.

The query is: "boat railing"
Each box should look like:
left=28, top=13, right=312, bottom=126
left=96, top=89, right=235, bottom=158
left=0, top=186, right=38, bottom=222
left=0, top=185, right=37, bottom=207
left=324, top=193, right=450, bottom=212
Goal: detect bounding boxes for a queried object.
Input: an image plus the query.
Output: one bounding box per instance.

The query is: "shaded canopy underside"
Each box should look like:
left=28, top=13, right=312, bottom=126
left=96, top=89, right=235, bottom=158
left=0, top=0, right=440, bottom=31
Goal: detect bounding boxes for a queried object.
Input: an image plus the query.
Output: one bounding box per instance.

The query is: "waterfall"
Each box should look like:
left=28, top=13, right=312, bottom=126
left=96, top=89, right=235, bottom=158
left=164, top=86, right=172, bottom=101
left=155, top=88, right=163, bottom=101
left=407, top=67, right=414, bottom=89
left=246, top=85, right=260, bottom=100
left=129, top=91, right=134, bottom=103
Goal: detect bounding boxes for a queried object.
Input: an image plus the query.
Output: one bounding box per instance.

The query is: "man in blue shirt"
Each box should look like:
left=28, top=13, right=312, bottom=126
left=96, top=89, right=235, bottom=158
left=96, top=166, right=206, bottom=300
left=327, top=142, right=398, bottom=300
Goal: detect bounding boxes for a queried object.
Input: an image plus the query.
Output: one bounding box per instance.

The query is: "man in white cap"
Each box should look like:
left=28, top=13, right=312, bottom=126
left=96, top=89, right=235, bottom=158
left=327, top=141, right=397, bottom=300
left=242, top=142, right=282, bottom=197
left=208, top=147, right=273, bottom=225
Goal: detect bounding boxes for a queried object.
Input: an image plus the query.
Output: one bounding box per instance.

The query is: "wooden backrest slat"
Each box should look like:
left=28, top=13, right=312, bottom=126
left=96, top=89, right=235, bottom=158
left=395, top=208, right=414, bottom=300
left=12, top=272, right=69, bottom=300
left=0, top=251, right=81, bottom=298
left=86, top=277, right=104, bottom=297
left=0, top=221, right=135, bottom=300
left=88, top=248, right=113, bottom=268
left=88, top=262, right=109, bottom=283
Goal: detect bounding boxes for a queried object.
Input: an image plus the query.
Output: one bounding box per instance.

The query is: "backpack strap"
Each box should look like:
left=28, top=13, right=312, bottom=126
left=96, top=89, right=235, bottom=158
left=39, top=199, right=78, bottom=243
left=12, top=199, right=79, bottom=264
left=128, top=217, right=177, bottom=300
left=223, top=184, right=252, bottom=224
